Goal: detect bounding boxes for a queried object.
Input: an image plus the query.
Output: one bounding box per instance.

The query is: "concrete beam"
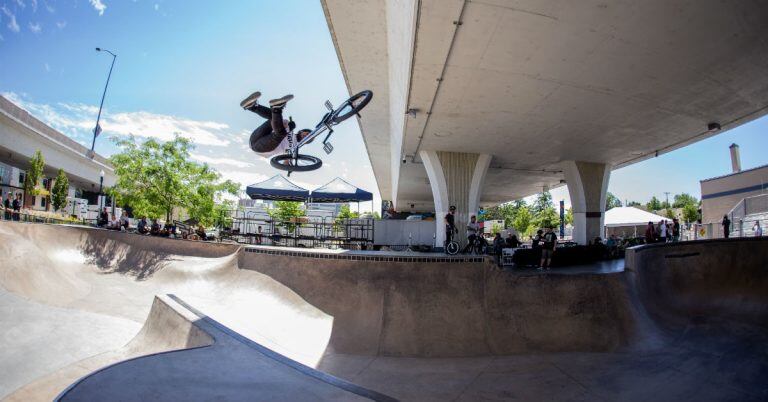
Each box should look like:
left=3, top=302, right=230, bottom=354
left=564, top=161, right=610, bottom=245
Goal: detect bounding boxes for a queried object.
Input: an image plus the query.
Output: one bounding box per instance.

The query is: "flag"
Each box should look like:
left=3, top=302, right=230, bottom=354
left=94, top=123, right=102, bottom=138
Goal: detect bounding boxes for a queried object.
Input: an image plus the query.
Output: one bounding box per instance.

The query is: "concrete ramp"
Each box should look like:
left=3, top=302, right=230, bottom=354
left=1, top=221, right=767, bottom=401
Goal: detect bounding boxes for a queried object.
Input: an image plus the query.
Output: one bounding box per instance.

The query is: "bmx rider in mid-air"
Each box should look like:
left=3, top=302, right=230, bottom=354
left=240, top=91, right=312, bottom=157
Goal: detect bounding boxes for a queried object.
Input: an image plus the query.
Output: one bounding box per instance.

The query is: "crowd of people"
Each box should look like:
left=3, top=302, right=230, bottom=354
left=2, top=193, right=23, bottom=221
left=96, top=207, right=212, bottom=241
left=644, top=218, right=682, bottom=243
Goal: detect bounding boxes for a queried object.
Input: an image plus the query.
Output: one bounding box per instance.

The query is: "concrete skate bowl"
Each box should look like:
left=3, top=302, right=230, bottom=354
left=1, top=221, right=767, bottom=401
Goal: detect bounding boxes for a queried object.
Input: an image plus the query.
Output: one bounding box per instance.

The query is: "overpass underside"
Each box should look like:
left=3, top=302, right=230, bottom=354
left=322, top=0, right=768, bottom=243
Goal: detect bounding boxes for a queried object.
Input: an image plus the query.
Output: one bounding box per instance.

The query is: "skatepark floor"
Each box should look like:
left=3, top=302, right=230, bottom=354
left=0, top=221, right=766, bottom=401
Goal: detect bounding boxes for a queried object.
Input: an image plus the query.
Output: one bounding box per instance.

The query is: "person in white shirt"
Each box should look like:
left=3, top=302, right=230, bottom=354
left=462, top=215, right=480, bottom=254
left=754, top=221, right=763, bottom=237
left=108, top=214, right=120, bottom=230
left=240, top=91, right=313, bottom=158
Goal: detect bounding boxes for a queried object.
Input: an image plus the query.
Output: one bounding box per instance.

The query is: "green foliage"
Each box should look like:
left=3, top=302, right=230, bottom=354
left=626, top=200, right=642, bottom=207
left=533, top=205, right=560, bottom=230
left=491, top=222, right=503, bottom=235
left=371, top=211, right=381, bottom=219
left=108, top=135, right=239, bottom=222
left=212, top=199, right=235, bottom=228
left=531, top=191, right=553, bottom=216
left=682, top=204, right=699, bottom=223
left=646, top=196, right=662, bottom=211
left=269, top=201, right=305, bottom=231
left=24, top=150, right=45, bottom=196
left=605, top=192, right=622, bottom=210
left=672, top=193, right=699, bottom=208
left=51, top=169, right=69, bottom=211
left=664, top=208, right=676, bottom=219
left=565, top=208, right=573, bottom=225
left=336, top=204, right=360, bottom=220
left=660, top=200, right=671, bottom=210
left=512, top=205, right=532, bottom=235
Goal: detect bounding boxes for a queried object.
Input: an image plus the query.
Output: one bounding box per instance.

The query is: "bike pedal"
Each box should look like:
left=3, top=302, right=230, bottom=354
left=323, top=142, right=334, bottom=154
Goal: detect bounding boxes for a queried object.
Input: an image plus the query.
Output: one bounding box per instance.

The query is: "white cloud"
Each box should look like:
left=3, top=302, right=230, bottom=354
left=191, top=153, right=254, bottom=169
left=30, top=0, right=38, bottom=12
left=56, top=21, right=66, bottom=29
left=2, top=7, right=20, bottom=33
left=28, top=22, right=41, bottom=33
left=2, top=92, right=232, bottom=147
left=89, top=0, right=106, bottom=16
left=154, top=3, right=159, bottom=11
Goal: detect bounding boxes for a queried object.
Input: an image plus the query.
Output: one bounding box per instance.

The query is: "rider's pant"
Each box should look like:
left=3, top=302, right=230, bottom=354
left=249, top=104, right=290, bottom=153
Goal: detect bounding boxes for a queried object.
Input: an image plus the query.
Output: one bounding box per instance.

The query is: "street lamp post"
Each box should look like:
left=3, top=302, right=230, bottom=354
left=89, top=48, right=117, bottom=159
left=99, top=169, right=105, bottom=209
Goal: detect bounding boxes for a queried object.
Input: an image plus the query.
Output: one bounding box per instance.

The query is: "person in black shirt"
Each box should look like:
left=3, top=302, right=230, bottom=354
left=539, top=227, right=557, bottom=271
left=98, top=207, right=109, bottom=227
left=505, top=233, right=521, bottom=248
left=137, top=217, right=149, bottom=234
left=444, top=205, right=457, bottom=245
left=722, top=215, right=731, bottom=238
left=3, top=193, right=11, bottom=220
left=12, top=194, right=21, bottom=221
left=672, top=218, right=681, bottom=242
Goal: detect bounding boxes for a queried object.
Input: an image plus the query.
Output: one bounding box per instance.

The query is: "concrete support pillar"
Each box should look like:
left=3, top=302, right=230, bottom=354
left=563, top=161, right=611, bottom=245
left=421, top=150, right=491, bottom=250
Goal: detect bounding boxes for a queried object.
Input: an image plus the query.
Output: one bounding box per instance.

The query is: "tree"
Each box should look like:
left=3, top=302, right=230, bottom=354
left=109, top=135, right=239, bottom=222
left=605, top=192, right=622, bottom=210
left=682, top=204, right=699, bottom=223
left=24, top=150, right=45, bottom=197
left=672, top=193, right=699, bottom=209
left=533, top=205, right=560, bottom=230
left=269, top=201, right=305, bottom=231
left=51, top=169, right=69, bottom=212
left=646, top=196, right=662, bottom=211
left=531, top=191, right=553, bottom=217
left=565, top=208, right=573, bottom=226
left=626, top=200, right=642, bottom=207
left=336, top=204, right=360, bottom=220
left=664, top=208, right=676, bottom=220
left=512, top=205, right=532, bottom=235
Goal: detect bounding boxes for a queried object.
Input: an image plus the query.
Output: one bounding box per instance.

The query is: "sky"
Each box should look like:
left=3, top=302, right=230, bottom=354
left=1, top=0, right=766, bottom=213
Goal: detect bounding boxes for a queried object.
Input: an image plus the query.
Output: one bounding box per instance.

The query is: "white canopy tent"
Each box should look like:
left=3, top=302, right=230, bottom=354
left=604, top=207, right=669, bottom=238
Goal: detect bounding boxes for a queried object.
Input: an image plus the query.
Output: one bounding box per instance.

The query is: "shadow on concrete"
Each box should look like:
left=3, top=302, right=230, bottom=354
left=79, top=235, right=178, bottom=281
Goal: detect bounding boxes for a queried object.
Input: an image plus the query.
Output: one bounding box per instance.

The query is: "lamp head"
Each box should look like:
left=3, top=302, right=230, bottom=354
left=95, top=47, right=101, bottom=51
left=99, top=169, right=105, bottom=177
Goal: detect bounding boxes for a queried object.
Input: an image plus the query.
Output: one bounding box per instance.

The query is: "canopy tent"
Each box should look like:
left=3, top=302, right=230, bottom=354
left=245, top=175, right=310, bottom=201
left=604, top=206, right=670, bottom=238
left=604, top=207, right=668, bottom=227
left=310, top=177, right=373, bottom=203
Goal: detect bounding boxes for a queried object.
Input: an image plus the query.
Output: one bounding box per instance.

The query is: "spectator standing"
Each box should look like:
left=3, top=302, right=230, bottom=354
left=505, top=233, right=521, bottom=248
left=539, top=227, right=557, bottom=271
left=492, top=233, right=505, bottom=267
left=462, top=215, right=480, bottom=254
left=659, top=220, right=668, bottom=242
left=722, top=215, right=731, bottom=238
left=754, top=221, right=763, bottom=237
left=98, top=207, right=109, bottom=227
left=672, top=218, right=681, bottom=242
left=12, top=194, right=21, bottom=221
left=256, top=225, right=263, bottom=245
left=3, top=193, right=11, bottom=220
left=645, top=222, right=656, bottom=244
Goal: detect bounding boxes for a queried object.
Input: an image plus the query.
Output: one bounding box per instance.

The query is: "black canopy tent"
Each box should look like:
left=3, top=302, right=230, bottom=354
left=310, top=177, right=373, bottom=203
left=245, top=175, right=310, bottom=201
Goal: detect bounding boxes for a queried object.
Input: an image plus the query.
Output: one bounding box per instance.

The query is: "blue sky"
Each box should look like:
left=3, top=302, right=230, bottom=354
left=1, top=0, right=766, bottom=212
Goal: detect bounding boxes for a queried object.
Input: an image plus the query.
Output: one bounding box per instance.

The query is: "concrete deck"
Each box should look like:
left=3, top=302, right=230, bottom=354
left=0, top=221, right=766, bottom=401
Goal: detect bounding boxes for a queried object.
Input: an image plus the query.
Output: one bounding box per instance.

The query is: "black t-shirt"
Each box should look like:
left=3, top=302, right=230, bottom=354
left=445, top=213, right=455, bottom=228
left=543, top=232, right=557, bottom=249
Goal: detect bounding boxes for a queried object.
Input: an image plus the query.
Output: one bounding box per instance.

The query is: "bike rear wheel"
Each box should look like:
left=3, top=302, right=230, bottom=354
left=270, top=154, right=323, bottom=172
left=331, top=90, right=373, bottom=124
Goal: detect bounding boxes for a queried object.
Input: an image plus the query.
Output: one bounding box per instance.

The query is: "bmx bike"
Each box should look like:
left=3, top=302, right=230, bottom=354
left=270, top=90, right=373, bottom=175
left=445, top=234, right=488, bottom=256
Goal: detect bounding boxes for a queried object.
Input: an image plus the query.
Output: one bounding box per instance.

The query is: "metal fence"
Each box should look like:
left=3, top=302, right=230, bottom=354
left=225, top=214, right=374, bottom=249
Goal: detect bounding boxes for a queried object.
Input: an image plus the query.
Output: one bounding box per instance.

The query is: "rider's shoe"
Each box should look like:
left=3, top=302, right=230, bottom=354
left=240, top=91, right=261, bottom=109
left=269, top=94, right=294, bottom=108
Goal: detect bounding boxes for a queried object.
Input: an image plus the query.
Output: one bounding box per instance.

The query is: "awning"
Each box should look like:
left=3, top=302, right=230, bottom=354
left=245, top=175, right=309, bottom=201
left=310, top=177, right=373, bottom=203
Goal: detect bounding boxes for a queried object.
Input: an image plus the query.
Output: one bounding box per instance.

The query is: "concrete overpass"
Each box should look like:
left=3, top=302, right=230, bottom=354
left=322, top=0, right=768, bottom=245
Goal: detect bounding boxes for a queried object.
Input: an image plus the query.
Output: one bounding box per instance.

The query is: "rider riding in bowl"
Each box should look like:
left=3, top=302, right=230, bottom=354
left=240, top=91, right=313, bottom=157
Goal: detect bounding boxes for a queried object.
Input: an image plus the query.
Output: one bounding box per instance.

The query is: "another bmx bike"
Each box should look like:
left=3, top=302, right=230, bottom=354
left=270, top=90, right=373, bottom=175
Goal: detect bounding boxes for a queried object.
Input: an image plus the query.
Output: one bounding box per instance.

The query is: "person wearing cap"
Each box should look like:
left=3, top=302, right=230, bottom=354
left=539, top=226, right=557, bottom=270
left=240, top=91, right=313, bottom=157
left=444, top=205, right=458, bottom=246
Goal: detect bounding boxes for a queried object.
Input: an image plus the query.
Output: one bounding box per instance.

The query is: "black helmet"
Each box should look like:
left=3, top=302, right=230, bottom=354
left=449, top=205, right=456, bottom=211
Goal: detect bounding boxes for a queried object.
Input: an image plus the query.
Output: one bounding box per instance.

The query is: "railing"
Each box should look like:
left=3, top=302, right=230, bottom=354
left=726, top=193, right=768, bottom=238
left=225, top=214, right=374, bottom=249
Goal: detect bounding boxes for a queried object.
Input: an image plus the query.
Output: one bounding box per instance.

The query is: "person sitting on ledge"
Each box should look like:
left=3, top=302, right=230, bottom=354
left=150, top=219, right=162, bottom=236
left=137, top=217, right=149, bottom=234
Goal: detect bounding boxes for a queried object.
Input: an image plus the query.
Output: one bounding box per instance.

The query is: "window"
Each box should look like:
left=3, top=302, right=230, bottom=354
left=0, top=165, right=5, bottom=184
left=41, top=197, right=46, bottom=208
left=42, top=178, right=50, bottom=188
left=18, top=171, right=25, bottom=186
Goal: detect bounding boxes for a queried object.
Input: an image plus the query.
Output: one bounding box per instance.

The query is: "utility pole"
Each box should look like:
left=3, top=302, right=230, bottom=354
left=663, top=192, right=671, bottom=208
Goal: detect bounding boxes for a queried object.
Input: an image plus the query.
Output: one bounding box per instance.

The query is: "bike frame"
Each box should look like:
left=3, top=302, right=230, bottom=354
left=286, top=104, right=336, bottom=157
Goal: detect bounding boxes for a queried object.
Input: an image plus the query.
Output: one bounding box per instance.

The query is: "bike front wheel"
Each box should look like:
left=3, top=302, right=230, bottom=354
left=445, top=241, right=460, bottom=255
left=270, top=154, right=323, bottom=172
left=331, top=90, right=373, bottom=124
